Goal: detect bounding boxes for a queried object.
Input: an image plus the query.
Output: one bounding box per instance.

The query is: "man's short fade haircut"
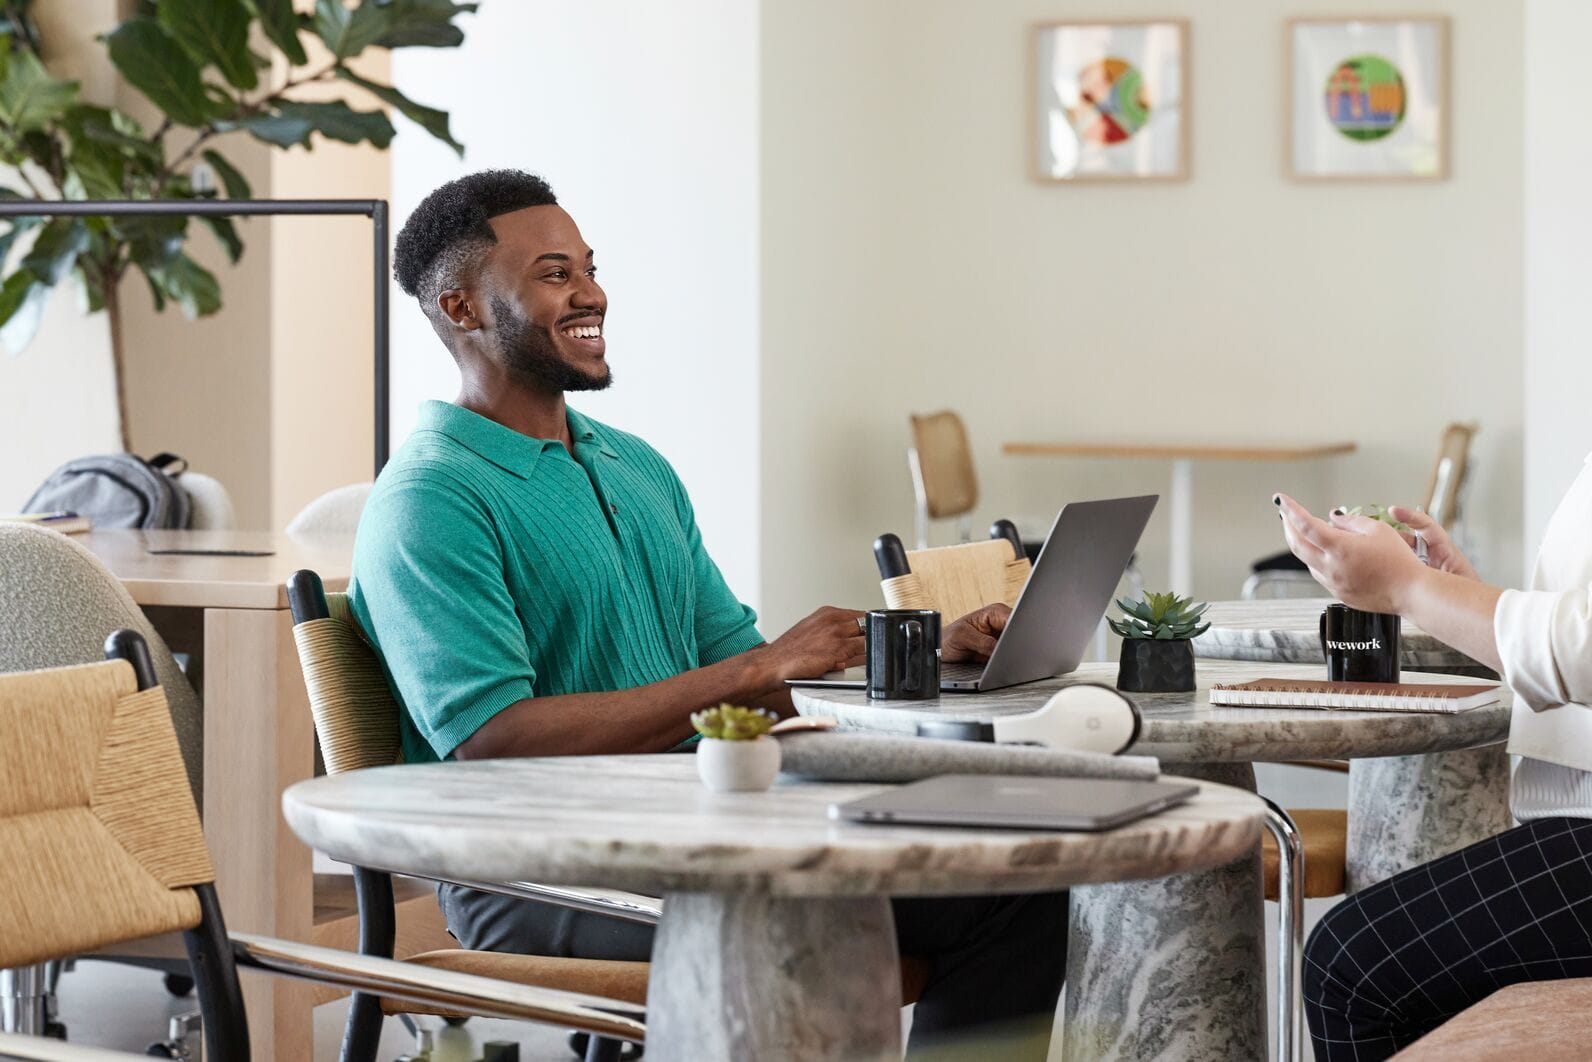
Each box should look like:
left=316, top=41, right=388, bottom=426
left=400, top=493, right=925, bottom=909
left=393, top=169, right=558, bottom=313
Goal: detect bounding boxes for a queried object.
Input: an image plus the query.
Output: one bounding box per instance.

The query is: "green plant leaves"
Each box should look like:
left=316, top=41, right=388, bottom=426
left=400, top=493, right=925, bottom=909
left=312, top=0, right=393, bottom=60
left=240, top=100, right=394, bottom=149
left=0, top=269, right=49, bottom=353
left=374, top=0, right=480, bottom=49
left=159, top=0, right=257, bottom=91
left=20, top=219, right=88, bottom=285
left=1113, top=591, right=1209, bottom=641
left=142, top=252, right=221, bottom=318
left=103, top=19, right=211, bottom=127
left=201, top=149, right=252, bottom=199
left=248, top=0, right=308, bottom=67
left=335, top=67, right=461, bottom=155
left=199, top=215, right=244, bottom=263
left=0, top=35, right=78, bottom=133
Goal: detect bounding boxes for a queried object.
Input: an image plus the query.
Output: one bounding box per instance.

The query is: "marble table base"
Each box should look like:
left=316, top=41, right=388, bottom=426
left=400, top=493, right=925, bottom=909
left=1065, top=762, right=1266, bottom=1062
left=649, top=892, right=901, bottom=1062
left=1346, top=743, right=1513, bottom=893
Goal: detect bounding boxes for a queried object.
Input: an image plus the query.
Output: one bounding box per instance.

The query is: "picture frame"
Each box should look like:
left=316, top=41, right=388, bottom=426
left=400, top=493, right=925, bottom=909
left=1031, top=19, right=1190, bottom=183
left=1288, top=16, right=1450, bottom=181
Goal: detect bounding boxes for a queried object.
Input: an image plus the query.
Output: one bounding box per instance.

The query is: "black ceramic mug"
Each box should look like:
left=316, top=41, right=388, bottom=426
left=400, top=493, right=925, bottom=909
left=867, top=609, right=940, bottom=700
left=1319, top=603, right=1401, bottom=683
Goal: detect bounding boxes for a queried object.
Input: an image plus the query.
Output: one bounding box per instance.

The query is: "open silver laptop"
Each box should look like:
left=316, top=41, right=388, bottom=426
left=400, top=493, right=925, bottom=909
left=830, top=774, right=1198, bottom=831
left=790, top=494, right=1156, bottom=693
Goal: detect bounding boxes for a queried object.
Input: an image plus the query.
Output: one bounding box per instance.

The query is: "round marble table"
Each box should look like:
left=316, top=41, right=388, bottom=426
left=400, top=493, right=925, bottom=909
left=791, top=660, right=1513, bottom=1062
left=1194, top=597, right=1487, bottom=674
left=283, top=756, right=1264, bottom=1062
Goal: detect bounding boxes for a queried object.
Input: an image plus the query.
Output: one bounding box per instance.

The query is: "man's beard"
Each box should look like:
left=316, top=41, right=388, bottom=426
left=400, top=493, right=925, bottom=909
left=490, top=295, right=612, bottom=393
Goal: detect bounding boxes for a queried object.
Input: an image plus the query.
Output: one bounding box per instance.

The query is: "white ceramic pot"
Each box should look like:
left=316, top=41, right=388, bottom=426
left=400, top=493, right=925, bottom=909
left=696, top=736, right=781, bottom=792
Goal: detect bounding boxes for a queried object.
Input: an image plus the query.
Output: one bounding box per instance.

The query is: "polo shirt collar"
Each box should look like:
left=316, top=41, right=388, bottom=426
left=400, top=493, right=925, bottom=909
left=416, top=400, right=617, bottom=479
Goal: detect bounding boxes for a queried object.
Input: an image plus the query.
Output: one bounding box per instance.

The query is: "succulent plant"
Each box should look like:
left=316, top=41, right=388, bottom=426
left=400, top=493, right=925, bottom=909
left=690, top=704, right=777, bottom=741
left=1109, top=591, right=1211, bottom=641
left=1344, top=505, right=1412, bottom=533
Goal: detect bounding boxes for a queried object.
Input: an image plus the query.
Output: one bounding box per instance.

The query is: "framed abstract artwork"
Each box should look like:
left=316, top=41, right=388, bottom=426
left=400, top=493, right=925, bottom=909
left=1289, top=17, right=1450, bottom=180
left=1031, top=19, right=1189, bottom=182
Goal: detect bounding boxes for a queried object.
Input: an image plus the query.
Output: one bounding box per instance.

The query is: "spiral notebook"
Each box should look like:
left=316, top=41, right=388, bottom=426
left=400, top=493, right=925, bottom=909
left=1209, top=678, right=1500, bottom=714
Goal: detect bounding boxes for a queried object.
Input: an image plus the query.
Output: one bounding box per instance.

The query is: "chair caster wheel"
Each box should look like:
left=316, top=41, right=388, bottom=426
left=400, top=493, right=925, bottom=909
left=162, top=973, right=195, bottom=997
left=145, top=1043, right=190, bottom=1060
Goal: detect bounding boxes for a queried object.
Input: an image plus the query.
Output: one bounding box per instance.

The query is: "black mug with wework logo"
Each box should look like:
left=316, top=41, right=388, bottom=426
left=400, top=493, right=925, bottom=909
left=867, top=609, right=940, bottom=700
left=1319, top=603, right=1401, bottom=683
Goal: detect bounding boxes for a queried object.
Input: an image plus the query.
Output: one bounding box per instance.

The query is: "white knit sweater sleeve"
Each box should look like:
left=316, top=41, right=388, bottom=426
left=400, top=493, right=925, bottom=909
left=1495, top=587, right=1592, bottom=711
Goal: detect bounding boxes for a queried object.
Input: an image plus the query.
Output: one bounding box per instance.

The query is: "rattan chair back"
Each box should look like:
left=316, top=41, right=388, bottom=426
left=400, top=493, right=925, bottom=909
left=880, top=539, right=1030, bottom=623
left=290, top=590, right=402, bottom=775
left=0, top=659, right=214, bottom=968
left=910, top=411, right=979, bottom=519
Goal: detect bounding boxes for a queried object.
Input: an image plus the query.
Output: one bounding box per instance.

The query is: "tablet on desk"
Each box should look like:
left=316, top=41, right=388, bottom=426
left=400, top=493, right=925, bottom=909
left=147, top=548, right=276, bottom=557
left=830, top=775, right=1197, bottom=832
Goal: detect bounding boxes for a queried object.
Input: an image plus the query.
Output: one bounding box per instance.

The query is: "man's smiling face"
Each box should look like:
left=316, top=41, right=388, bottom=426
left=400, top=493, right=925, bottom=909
left=482, top=204, right=610, bottom=392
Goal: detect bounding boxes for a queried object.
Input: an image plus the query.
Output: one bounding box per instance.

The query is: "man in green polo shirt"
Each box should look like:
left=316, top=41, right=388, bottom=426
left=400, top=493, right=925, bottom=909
left=352, top=169, right=1064, bottom=1058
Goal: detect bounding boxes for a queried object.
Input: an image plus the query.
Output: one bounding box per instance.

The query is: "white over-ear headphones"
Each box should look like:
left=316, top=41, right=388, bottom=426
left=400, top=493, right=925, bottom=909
left=917, top=684, right=1141, bottom=756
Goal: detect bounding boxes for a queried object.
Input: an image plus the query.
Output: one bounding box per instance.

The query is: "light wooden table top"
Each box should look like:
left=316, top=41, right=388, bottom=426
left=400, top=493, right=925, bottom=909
left=1002, top=441, right=1358, bottom=462
left=75, top=529, right=354, bottom=610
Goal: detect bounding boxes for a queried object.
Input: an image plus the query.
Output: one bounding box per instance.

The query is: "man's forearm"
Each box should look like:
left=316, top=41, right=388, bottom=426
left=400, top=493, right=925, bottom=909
left=454, top=648, right=780, bottom=760
left=1402, top=567, right=1506, bottom=674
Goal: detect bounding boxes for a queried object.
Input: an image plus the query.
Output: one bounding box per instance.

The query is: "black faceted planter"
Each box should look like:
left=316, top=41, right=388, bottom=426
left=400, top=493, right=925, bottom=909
left=1117, top=639, right=1196, bottom=693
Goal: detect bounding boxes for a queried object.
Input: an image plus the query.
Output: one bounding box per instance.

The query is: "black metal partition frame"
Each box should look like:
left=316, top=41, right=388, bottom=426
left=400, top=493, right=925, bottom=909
left=0, top=198, right=391, bottom=476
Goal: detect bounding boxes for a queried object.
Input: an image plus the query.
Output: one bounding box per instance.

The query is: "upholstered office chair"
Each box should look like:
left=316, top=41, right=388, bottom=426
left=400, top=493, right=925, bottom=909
left=0, top=524, right=204, bottom=1037
left=0, top=631, right=646, bottom=1062
left=176, top=472, right=236, bottom=531
left=1243, top=422, right=1480, bottom=600
left=286, top=483, right=373, bottom=536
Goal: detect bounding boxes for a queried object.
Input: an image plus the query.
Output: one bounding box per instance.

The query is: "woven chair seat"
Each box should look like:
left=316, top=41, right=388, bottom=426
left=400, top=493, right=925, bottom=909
left=1390, top=977, right=1592, bottom=1060
left=382, top=952, right=936, bottom=1016
left=1262, top=807, right=1346, bottom=900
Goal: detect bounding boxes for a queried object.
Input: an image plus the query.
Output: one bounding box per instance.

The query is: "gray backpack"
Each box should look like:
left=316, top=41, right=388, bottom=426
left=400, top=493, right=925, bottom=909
left=24, top=453, right=193, bottom=530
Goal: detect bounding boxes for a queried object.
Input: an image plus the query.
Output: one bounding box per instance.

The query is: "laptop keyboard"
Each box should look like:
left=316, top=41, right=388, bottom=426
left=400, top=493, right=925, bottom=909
left=940, top=661, right=985, bottom=684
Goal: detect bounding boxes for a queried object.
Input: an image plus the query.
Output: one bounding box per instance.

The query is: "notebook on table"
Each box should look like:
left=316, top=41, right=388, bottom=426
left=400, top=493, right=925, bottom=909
left=1209, top=678, right=1500, bottom=714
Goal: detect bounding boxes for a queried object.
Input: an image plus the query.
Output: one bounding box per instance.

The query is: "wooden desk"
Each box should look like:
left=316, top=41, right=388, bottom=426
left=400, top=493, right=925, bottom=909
left=1002, top=440, right=1357, bottom=595
left=78, top=530, right=450, bottom=1060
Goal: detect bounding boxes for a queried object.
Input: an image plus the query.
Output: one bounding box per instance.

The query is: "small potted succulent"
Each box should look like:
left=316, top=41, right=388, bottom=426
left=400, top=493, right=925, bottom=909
left=1109, top=591, right=1211, bottom=693
left=690, top=704, right=782, bottom=792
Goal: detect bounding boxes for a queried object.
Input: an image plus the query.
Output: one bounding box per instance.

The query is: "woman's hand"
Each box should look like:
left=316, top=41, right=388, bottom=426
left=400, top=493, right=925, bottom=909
left=1276, top=493, right=1431, bottom=614
left=1387, top=506, right=1479, bottom=580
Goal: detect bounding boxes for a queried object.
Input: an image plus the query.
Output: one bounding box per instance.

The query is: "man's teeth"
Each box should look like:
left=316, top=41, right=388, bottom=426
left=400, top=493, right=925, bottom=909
left=563, top=325, right=602, bottom=339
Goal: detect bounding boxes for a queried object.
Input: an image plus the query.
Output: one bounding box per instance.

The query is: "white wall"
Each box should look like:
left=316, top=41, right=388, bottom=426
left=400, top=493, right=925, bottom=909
left=760, top=0, right=1525, bottom=634
left=389, top=1, right=762, bottom=612
left=1524, top=0, right=1592, bottom=570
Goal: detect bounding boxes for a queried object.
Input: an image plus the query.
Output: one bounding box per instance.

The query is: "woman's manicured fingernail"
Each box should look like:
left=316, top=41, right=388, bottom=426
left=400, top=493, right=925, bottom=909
left=1272, top=494, right=1281, bottom=507
left=1331, top=506, right=1346, bottom=516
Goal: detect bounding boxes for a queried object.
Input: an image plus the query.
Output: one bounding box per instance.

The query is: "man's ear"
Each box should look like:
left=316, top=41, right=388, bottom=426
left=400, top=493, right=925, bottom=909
left=437, top=288, right=483, bottom=330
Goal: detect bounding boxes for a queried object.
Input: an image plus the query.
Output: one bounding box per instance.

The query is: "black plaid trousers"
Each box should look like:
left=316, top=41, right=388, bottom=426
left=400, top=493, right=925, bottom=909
left=1303, top=816, right=1592, bottom=1060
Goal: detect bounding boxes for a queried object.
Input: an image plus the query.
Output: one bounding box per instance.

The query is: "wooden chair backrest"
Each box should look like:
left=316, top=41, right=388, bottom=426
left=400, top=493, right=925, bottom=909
left=291, top=591, right=403, bottom=775
left=910, top=411, right=979, bottom=519
left=0, top=660, right=213, bottom=968
left=1423, top=422, right=1478, bottom=527
left=880, top=539, right=1030, bottom=623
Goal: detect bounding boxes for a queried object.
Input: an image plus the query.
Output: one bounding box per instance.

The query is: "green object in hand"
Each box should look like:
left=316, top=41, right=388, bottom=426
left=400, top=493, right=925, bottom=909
left=690, top=703, right=777, bottom=741
left=1345, top=505, right=1412, bottom=533
left=1108, top=591, right=1211, bottom=641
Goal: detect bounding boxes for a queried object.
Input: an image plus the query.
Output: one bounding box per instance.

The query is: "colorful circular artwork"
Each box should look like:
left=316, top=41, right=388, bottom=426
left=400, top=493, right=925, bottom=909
left=1323, top=54, right=1407, bottom=141
left=1069, top=57, right=1150, bottom=144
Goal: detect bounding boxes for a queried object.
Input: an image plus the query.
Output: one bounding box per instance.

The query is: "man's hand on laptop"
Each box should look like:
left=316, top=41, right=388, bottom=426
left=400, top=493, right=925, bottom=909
left=941, top=603, right=1012, bottom=663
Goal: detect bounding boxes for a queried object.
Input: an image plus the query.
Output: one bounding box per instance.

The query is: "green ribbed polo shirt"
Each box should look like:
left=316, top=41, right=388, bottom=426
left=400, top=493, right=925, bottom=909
left=348, top=400, right=763, bottom=764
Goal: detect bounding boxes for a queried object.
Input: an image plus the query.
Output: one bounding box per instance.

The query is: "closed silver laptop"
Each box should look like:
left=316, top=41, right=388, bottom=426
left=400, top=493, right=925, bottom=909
left=830, top=774, right=1197, bottom=831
